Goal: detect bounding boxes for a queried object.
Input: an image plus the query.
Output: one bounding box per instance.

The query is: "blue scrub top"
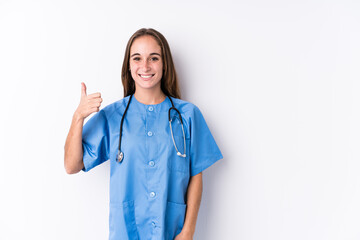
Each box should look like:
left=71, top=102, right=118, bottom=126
left=82, top=95, right=223, bottom=240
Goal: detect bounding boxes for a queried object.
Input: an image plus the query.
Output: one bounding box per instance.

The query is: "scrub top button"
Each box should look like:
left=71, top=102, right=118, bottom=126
left=147, top=131, right=153, bottom=136
left=150, top=192, right=156, bottom=198
left=148, top=106, right=154, bottom=112
left=149, top=161, right=155, bottom=167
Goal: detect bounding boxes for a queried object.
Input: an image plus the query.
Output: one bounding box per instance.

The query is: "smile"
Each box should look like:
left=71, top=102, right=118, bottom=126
left=139, top=74, right=155, bottom=80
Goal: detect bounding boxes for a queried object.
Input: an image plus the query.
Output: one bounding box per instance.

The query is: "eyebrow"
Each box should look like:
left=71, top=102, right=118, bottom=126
left=130, top=53, right=161, bottom=58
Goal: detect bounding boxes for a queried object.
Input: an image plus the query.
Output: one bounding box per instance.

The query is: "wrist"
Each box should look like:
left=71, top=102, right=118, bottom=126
left=181, top=227, right=195, bottom=237
left=73, top=111, right=84, bottom=123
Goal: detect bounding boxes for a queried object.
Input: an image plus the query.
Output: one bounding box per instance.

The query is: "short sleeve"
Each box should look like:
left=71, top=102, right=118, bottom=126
left=81, top=109, right=110, bottom=172
left=189, top=105, right=223, bottom=176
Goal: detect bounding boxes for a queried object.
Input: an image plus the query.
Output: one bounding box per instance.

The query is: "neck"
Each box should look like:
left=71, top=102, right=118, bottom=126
left=134, top=87, right=166, bottom=105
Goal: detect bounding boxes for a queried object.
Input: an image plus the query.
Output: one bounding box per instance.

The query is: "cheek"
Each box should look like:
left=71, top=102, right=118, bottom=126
left=130, top=68, right=138, bottom=80
left=129, top=63, right=136, bottom=71
left=156, top=62, right=163, bottom=74
left=156, top=66, right=163, bottom=78
left=130, top=64, right=138, bottom=75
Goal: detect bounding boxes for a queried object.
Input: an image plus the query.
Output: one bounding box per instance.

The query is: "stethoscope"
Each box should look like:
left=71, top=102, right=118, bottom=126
left=116, top=94, right=186, bottom=163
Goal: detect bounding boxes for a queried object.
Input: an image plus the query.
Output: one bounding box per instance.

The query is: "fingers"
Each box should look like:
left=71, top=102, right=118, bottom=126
left=91, top=107, right=100, bottom=112
left=88, top=98, right=102, bottom=107
left=83, top=93, right=102, bottom=113
left=87, top=92, right=102, bottom=99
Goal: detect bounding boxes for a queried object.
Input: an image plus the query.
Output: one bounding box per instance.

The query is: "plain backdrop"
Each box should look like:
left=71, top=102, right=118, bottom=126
left=0, top=0, right=359, bottom=239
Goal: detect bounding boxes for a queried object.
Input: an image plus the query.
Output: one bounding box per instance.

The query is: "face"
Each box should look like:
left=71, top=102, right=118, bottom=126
left=129, top=35, right=163, bottom=92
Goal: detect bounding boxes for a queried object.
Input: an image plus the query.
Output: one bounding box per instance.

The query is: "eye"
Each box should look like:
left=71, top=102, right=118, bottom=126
left=133, top=57, right=141, bottom=61
left=150, top=57, right=159, bottom=62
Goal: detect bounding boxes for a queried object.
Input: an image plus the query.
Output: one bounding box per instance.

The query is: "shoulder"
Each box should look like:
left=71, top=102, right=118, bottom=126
left=99, top=96, right=131, bottom=121
left=171, top=97, right=203, bottom=119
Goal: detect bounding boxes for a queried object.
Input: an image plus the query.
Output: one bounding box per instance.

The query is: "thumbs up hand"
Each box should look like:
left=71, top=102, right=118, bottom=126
left=75, top=82, right=103, bottom=119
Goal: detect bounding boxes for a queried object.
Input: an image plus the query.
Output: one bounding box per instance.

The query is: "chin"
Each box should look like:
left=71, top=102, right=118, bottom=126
left=135, top=81, right=161, bottom=90
left=134, top=78, right=161, bottom=89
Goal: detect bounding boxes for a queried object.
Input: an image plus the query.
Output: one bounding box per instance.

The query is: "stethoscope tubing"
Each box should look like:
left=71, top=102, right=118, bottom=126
left=117, top=94, right=186, bottom=163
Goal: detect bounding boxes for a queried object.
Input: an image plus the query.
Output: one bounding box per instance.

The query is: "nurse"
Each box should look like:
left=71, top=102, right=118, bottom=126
left=64, top=28, right=223, bottom=240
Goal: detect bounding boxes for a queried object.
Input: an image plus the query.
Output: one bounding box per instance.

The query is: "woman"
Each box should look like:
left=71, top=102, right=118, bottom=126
left=64, top=28, right=223, bottom=240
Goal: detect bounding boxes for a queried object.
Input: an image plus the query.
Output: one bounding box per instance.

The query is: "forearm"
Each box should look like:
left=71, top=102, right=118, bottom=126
left=64, top=113, right=85, bottom=174
left=182, top=172, right=203, bottom=236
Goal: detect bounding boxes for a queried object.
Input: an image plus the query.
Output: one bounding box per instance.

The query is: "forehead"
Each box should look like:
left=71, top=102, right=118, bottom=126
left=130, top=35, right=161, bottom=55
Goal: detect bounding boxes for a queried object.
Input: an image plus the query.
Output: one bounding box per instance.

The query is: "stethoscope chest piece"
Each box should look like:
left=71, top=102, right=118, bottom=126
left=117, top=151, right=124, bottom=163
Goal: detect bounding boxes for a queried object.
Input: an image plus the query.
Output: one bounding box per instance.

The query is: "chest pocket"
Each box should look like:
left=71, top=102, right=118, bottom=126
left=168, top=115, right=190, bottom=174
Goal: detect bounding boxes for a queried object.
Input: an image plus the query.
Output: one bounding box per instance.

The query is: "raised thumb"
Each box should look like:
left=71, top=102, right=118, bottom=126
left=81, top=82, right=87, bottom=97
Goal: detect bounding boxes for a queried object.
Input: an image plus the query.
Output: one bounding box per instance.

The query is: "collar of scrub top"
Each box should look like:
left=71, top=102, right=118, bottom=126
left=116, top=94, right=186, bottom=163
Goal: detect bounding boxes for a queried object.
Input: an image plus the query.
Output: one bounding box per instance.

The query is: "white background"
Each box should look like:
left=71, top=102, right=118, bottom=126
left=0, top=0, right=359, bottom=239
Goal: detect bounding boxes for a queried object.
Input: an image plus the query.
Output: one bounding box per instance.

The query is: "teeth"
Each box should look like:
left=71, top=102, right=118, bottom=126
left=140, top=74, right=153, bottom=78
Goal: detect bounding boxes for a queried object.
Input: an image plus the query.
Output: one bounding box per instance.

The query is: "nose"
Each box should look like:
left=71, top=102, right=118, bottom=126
left=142, top=60, right=151, bottom=72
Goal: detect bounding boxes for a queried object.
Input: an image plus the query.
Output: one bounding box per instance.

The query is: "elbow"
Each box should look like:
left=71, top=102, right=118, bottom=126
left=64, top=146, right=83, bottom=174
left=64, top=162, right=75, bottom=174
left=65, top=166, right=79, bottom=175
left=64, top=157, right=82, bottom=175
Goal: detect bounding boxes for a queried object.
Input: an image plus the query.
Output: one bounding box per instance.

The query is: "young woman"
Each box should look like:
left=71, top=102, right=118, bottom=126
left=64, top=28, right=223, bottom=240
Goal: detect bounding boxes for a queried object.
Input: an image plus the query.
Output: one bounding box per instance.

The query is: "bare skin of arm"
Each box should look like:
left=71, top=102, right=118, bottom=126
left=175, top=172, right=203, bottom=240
left=64, top=82, right=102, bottom=174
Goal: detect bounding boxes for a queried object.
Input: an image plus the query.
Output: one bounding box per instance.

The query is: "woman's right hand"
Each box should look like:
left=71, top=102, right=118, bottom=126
left=75, top=82, right=103, bottom=120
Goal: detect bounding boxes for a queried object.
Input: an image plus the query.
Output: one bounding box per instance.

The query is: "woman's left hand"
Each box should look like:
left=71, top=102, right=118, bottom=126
left=174, top=231, right=193, bottom=240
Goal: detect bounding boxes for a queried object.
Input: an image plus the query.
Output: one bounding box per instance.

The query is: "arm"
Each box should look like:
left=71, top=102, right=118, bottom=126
left=175, top=172, right=203, bottom=240
left=64, top=113, right=85, bottom=174
left=64, top=82, right=102, bottom=174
